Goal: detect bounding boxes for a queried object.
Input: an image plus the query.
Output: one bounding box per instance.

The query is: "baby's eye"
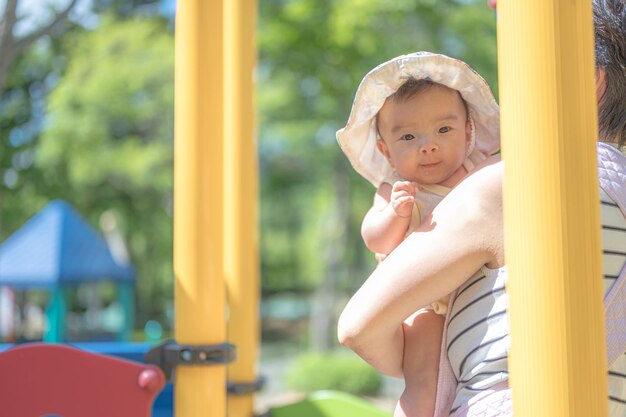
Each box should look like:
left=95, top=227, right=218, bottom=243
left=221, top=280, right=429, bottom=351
left=438, top=126, right=452, bottom=134
left=400, top=134, right=415, bottom=141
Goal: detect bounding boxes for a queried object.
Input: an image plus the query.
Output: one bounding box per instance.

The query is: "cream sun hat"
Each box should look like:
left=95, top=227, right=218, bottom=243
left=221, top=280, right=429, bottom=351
left=336, top=52, right=500, bottom=188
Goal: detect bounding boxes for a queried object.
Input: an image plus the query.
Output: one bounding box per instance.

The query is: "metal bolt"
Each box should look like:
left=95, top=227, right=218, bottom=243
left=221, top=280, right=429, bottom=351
left=198, top=351, right=208, bottom=361
left=180, top=349, right=193, bottom=362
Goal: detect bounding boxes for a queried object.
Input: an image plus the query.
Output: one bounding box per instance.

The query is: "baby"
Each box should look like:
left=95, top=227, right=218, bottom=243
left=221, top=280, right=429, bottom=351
left=337, top=52, right=500, bottom=417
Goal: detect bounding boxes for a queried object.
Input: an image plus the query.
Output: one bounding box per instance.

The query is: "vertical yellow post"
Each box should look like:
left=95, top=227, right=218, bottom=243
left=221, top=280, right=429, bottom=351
left=224, top=0, right=259, bottom=416
left=498, top=1, right=607, bottom=416
left=174, top=1, right=227, bottom=416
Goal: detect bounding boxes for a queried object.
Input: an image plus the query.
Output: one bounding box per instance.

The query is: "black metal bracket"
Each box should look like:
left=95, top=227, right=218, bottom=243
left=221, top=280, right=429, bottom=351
left=227, top=376, right=266, bottom=395
left=145, top=339, right=237, bottom=381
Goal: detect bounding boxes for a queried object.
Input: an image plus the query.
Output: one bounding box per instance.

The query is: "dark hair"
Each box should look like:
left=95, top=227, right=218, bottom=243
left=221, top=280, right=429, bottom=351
left=392, top=77, right=437, bottom=101
left=378, top=77, right=469, bottom=128
left=593, top=0, right=626, bottom=148
left=391, top=78, right=468, bottom=115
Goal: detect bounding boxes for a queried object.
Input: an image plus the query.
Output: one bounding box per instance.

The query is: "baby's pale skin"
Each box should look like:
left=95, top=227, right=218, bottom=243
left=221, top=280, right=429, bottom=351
left=340, top=156, right=505, bottom=376
left=360, top=83, right=474, bottom=417
left=362, top=84, right=471, bottom=256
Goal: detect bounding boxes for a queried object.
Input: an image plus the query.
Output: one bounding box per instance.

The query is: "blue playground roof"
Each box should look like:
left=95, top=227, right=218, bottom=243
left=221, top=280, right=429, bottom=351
left=0, top=200, right=135, bottom=288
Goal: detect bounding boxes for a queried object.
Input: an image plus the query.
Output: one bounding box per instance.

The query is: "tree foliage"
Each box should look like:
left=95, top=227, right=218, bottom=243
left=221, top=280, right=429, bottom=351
left=0, top=0, right=78, bottom=94
left=35, top=16, right=173, bottom=326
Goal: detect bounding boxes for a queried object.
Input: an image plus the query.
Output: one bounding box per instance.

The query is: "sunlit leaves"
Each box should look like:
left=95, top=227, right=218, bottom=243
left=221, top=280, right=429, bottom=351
left=35, top=16, right=174, bottom=326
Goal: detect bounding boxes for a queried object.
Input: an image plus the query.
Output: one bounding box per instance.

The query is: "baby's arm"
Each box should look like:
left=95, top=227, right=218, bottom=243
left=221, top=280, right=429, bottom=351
left=362, top=181, right=418, bottom=255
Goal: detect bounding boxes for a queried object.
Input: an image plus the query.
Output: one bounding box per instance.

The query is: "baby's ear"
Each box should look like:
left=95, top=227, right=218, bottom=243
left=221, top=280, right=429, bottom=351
left=376, top=140, right=393, bottom=165
left=465, top=114, right=476, bottom=155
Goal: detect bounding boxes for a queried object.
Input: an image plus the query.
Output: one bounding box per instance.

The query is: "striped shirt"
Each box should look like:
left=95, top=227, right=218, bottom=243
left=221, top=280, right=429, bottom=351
left=445, top=188, right=626, bottom=416
left=446, top=266, right=509, bottom=415
left=602, top=188, right=626, bottom=416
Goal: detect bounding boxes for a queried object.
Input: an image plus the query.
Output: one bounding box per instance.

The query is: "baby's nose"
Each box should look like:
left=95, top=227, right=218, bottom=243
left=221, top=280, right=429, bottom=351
left=420, top=142, right=439, bottom=154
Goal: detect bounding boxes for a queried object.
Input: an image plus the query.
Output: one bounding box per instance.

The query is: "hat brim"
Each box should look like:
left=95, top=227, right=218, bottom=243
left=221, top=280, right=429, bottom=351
left=336, top=52, right=500, bottom=188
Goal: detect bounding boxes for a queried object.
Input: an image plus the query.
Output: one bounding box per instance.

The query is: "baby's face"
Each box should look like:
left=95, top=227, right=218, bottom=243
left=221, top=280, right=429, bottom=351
left=376, top=84, right=471, bottom=187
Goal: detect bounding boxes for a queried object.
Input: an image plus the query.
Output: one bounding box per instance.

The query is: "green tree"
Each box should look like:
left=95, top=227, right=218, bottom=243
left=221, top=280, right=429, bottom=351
left=0, top=1, right=167, bottom=241
left=0, top=0, right=78, bottom=95
left=0, top=1, right=86, bottom=239
left=91, top=0, right=160, bottom=18
left=35, top=16, right=174, bottom=328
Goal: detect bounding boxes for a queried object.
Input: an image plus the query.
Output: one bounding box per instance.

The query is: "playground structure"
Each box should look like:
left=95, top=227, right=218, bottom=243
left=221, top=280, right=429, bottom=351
left=0, top=343, right=165, bottom=417
left=497, top=2, right=607, bottom=416
left=0, top=0, right=612, bottom=416
left=0, top=200, right=135, bottom=343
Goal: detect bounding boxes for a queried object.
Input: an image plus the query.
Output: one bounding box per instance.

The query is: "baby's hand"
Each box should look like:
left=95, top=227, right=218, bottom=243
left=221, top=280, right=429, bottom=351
left=390, top=181, right=418, bottom=218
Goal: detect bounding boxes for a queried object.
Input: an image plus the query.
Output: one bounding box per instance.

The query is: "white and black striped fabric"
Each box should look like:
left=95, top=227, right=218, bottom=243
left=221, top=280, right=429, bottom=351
left=446, top=266, right=510, bottom=415
left=602, top=188, right=626, bottom=416
left=444, top=187, right=626, bottom=416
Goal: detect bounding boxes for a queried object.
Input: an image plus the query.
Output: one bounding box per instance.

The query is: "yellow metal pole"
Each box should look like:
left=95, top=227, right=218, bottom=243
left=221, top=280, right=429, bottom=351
left=498, top=1, right=607, bottom=416
left=224, top=0, right=259, bottom=416
left=174, top=1, right=227, bottom=416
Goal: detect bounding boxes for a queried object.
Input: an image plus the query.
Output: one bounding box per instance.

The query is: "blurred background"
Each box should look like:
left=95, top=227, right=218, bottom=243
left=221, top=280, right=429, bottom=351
left=0, top=0, right=497, bottom=410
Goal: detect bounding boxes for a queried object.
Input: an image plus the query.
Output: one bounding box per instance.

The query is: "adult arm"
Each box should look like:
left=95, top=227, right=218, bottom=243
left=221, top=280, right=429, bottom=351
left=338, top=158, right=505, bottom=376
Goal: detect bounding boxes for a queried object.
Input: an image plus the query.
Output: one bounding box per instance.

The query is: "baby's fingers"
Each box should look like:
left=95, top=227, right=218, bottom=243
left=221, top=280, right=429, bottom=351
left=394, top=195, right=414, bottom=205
left=392, top=180, right=412, bottom=192
left=408, top=182, right=420, bottom=195
left=392, top=195, right=415, bottom=217
left=393, top=181, right=416, bottom=195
